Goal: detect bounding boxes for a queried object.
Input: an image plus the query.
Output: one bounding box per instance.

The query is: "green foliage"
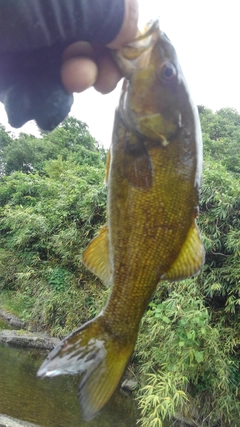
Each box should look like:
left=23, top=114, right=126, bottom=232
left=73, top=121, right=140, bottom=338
left=137, top=281, right=240, bottom=427
left=0, top=117, right=107, bottom=336
left=0, top=124, right=12, bottom=149
left=2, top=133, right=57, bottom=174
left=46, top=267, right=72, bottom=292
left=199, top=106, right=240, bottom=174
left=0, top=116, right=104, bottom=175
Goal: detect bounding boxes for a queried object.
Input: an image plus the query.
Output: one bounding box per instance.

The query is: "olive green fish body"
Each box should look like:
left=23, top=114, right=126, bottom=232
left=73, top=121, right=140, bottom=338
left=38, top=21, right=204, bottom=420
left=104, top=27, right=203, bottom=336
left=106, top=119, right=200, bottom=332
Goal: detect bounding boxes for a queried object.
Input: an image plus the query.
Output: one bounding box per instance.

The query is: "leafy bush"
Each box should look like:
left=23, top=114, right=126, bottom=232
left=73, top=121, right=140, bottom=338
left=137, top=281, right=240, bottom=427
left=0, top=117, right=107, bottom=335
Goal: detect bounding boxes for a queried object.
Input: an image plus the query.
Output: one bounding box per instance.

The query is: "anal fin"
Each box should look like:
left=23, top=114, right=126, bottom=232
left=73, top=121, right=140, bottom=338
left=82, top=225, right=111, bottom=286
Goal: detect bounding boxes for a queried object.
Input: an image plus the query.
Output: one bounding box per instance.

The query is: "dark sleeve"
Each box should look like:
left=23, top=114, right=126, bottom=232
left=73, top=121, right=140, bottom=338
left=0, top=0, right=125, bottom=130
left=0, top=0, right=125, bottom=51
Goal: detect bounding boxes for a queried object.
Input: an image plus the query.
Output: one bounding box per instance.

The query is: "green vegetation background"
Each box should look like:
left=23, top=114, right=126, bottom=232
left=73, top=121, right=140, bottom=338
left=0, top=108, right=240, bottom=426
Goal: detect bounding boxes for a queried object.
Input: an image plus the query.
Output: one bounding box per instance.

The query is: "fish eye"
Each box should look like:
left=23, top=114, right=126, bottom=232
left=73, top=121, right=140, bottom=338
left=160, top=62, right=177, bottom=83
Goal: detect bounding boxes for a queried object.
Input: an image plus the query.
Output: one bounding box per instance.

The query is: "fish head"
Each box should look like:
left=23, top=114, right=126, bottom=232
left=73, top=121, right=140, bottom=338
left=112, top=20, right=202, bottom=188
left=114, top=21, right=200, bottom=148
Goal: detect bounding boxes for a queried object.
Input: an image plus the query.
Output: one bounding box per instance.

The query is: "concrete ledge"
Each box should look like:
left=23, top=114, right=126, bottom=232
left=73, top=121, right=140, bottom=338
left=0, top=330, right=60, bottom=350
left=0, top=414, right=40, bottom=427
left=0, top=310, right=25, bottom=330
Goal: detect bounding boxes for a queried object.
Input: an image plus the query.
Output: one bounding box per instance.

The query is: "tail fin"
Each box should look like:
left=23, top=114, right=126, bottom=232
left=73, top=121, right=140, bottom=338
left=37, top=315, right=135, bottom=420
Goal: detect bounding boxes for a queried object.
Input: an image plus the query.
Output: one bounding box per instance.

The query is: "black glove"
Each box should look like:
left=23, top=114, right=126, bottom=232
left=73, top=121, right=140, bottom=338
left=0, top=0, right=124, bottom=130
left=1, top=46, right=74, bottom=130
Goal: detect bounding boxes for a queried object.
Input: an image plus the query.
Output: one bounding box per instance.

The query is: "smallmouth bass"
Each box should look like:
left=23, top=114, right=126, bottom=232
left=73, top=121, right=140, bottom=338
left=37, top=21, right=204, bottom=420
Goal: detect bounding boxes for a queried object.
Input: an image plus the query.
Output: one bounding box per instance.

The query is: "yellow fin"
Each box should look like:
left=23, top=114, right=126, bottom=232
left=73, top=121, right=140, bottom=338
left=37, top=315, right=135, bottom=420
left=79, top=327, right=134, bottom=420
left=82, top=226, right=111, bottom=286
left=163, top=223, right=205, bottom=281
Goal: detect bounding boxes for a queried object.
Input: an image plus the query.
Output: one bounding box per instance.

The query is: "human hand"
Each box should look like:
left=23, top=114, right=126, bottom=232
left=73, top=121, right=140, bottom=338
left=0, top=0, right=138, bottom=131
left=61, top=0, right=138, bottom=95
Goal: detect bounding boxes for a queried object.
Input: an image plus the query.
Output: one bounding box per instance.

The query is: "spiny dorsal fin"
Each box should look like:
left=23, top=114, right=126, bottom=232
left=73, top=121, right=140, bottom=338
left=162, top=222, right=205, bottom=281
left=82, top=225, right=111, bottom=286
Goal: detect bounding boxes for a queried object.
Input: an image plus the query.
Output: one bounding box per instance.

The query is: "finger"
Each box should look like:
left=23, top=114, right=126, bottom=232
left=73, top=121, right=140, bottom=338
left=94, top=52, right=122, bottom=94
left=62, top=41, right=94, bottom=60
left=61, top=57, right=98, bottom=93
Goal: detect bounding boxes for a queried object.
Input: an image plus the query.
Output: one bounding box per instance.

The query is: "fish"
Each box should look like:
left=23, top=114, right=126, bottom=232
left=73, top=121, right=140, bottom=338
left=37, top=20, right=204, bottom=420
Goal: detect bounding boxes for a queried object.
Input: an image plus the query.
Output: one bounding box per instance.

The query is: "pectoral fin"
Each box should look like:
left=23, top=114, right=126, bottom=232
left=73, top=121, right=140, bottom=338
left=163, top=223, right=205, bottom=281
left=123, top=134, right=153, bottom=190
left=82, top=226, right=111, bottom=286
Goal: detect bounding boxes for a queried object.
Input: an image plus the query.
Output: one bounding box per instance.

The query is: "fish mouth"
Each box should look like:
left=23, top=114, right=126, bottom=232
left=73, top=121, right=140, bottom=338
left=112, top=20, right=160, bottom=78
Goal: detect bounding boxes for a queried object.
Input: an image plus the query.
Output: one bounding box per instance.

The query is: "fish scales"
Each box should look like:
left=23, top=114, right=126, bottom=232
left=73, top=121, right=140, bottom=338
left=105, top=137, right=195, bottom=326
left=37, top=20, right=204, bottom=420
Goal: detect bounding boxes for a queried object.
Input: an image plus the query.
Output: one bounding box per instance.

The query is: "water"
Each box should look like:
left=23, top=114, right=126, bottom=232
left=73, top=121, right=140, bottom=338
left=0, top=343, right=138, bottom=427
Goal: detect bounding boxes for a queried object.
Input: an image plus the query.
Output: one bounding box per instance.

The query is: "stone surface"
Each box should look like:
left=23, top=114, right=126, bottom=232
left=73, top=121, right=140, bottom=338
left=121, top=379, right=138, bottom=391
